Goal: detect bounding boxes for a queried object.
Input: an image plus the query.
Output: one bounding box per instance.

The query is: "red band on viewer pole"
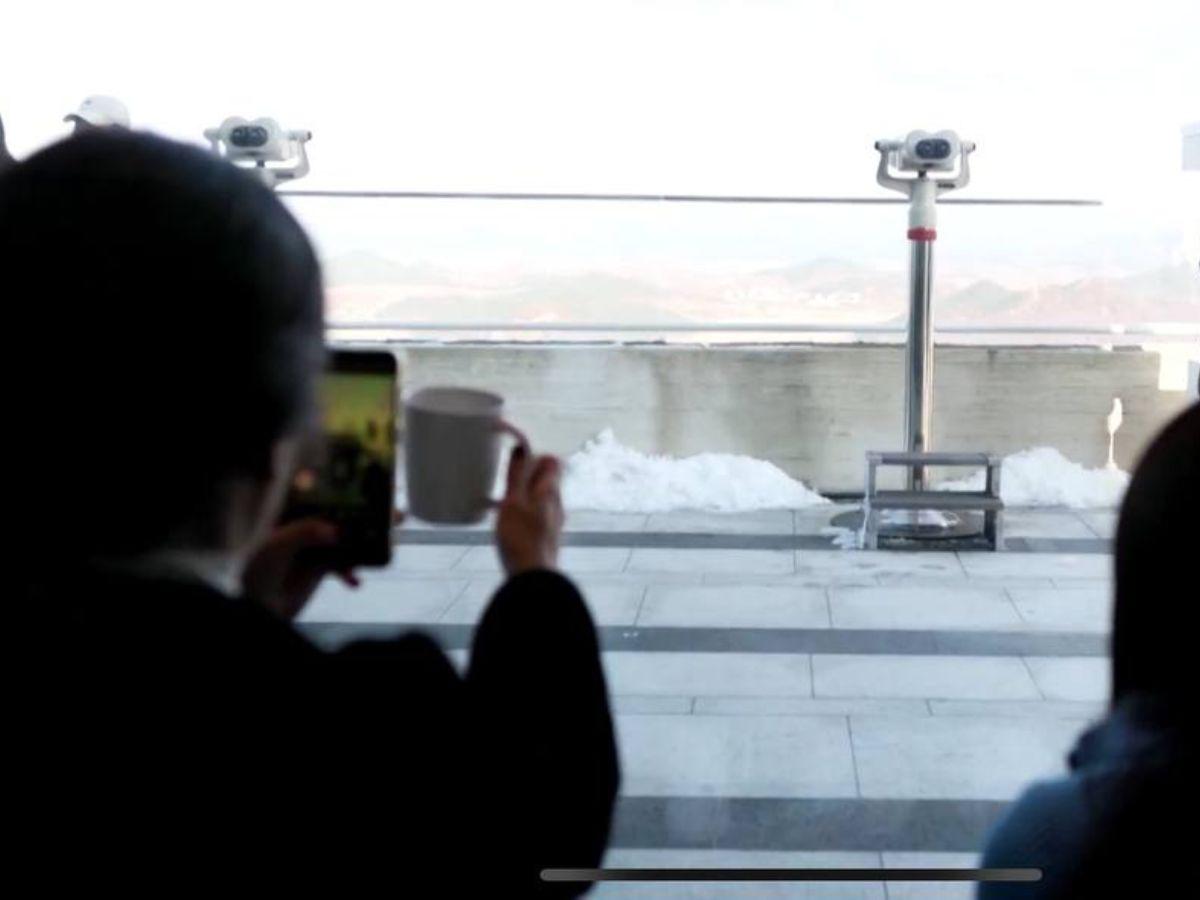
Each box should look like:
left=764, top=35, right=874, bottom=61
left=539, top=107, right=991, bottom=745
left=907, top=227, right=937, bottom=241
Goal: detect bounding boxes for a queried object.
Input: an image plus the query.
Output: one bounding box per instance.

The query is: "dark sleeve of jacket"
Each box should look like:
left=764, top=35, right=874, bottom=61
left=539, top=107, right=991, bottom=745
left=333, top=569, right=620, bottom=895
left=977, top=778, right=1090, bottom=899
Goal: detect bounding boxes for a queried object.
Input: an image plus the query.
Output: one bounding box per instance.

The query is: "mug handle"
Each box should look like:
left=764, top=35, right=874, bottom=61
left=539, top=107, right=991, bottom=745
left=494, top=418, right=531, bottom=457
left=490, top=419, right=532, bottom=506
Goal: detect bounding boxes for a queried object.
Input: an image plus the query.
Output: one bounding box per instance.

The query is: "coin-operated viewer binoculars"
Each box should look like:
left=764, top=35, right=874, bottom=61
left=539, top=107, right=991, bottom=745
left=858, top=131, right=1005, bottom=548
left=205, top=117, right=312, bottom=189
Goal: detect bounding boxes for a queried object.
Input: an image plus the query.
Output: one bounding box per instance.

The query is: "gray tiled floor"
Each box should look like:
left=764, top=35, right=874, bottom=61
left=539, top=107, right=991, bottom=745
left=703, top=572, right=878, bottom=589
left=583, top=571, right=710, bottom=588
left=643, top=509, right=797, bottom=535
left=613, top=695, right=695, bottom=715
left=881, top=852, right=980, bottom=900
left=455, top=544, right=632, bottom=573
left=829, top=586, right=1023, bottom=632
left=694, top=698, right=932, bottom=717
left=873, top=574, right=1056, bottom=590
left=617, top=713, right=859, bottom=797
left=795, top=504, right=860, bottom=535
left=928, top=699, right=1104, bottom=720
left=387, top=544, right=471, bottom=571
left=850, top=715, right=1082, bottom=799
left=567, top=511, right=652, bottom=532
left=958, top=552, right=1110, bottom=579
left=638, top=584, right=829, bottom=629
left=596, top=849, right=887, bottom=899
left=1023, top=656, right=1110, bottom=702
left=441, top=577, right=645, bottom=625
left=796, top=551, right=964, bottom=580
left=1001, top=509, right=1099, bottom=539
left=1078, top=510, right=1119, bottom=539
left=813, top=655, right=1041, bottom=701
left=298, top=576, right=467, bottom=623
left=628, top=548, right=796, bottom=575
left=604, top=652, right=813, bottom=698
left=1008, top=586, right=1111, bottom=632
left=302, top=505, right=1117, bottom=863
left=1051, top=576, right=1112, bottom=590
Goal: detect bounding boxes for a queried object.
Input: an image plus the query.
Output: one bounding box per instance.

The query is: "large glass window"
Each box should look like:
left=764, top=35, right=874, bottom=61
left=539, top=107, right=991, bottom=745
left=8, top=2, right=1197, bottom=892
left=5, top=1, right=1196, bottom=344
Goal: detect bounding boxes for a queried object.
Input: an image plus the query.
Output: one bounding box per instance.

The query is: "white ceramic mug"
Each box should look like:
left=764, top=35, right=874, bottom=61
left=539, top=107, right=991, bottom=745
left=403, top=387, right=528, bottom=524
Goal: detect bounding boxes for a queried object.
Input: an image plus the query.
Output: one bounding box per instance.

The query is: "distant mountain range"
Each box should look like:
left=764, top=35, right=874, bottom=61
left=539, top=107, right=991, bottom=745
left=323, top=251, right=1200, bottom=331
left=935, top=264, right=1200, bottom=325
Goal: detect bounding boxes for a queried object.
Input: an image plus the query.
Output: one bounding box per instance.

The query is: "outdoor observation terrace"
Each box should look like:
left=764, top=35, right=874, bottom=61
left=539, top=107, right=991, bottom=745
left=286, top=166, right=1197, bottom=896
left=304, top=497, right=1116, bottom=900
left=8, top=3, right=1196, bottom=892
left=303, top=330, right=1194, bottom=899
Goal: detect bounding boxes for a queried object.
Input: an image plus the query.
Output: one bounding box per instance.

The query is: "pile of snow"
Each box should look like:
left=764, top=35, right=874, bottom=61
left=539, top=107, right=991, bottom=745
left=938, top=446, right=1128, bottom=509
left=562, top=429, right=829, bottom=512
left=820, top=525, right=860, bottom=550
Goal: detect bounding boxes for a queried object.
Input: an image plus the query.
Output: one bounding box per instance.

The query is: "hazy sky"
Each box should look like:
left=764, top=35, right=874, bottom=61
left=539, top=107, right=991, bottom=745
left=3, top=0, right=1198, bottom=274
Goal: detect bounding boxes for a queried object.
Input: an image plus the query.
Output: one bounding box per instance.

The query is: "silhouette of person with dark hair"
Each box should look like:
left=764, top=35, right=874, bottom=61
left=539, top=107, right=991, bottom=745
left=979, top=403, right=1198, bottom=897
left=10, top=131, right=617, bottom=897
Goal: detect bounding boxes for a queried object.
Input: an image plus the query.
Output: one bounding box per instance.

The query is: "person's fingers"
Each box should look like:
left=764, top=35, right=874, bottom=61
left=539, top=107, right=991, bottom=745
left=529, top=457, right=565, bottom=532
left=505, top=444, right=531, bottom=497
left=335, top=569, right=361, bottom=588
left=528, top=455, right=563, bottom=499
left=392, top=509, right=406, bottom=526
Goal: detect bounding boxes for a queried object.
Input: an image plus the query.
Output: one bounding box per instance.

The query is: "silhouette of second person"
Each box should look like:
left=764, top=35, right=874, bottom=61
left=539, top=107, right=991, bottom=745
left=979, top=403, right=1198, bottom=897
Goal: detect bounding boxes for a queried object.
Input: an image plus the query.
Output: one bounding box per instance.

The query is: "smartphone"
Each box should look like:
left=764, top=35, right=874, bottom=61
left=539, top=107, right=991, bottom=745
left=283, top=349, right=397, bottom=567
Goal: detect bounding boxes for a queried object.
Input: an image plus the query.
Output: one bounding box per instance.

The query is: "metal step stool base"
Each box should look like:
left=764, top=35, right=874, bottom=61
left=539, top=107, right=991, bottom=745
left=859, top=451, right=1005, bottom=551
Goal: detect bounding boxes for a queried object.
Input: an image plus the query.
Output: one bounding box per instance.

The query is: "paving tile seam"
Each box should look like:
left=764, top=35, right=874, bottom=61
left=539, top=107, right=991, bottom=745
left=296, top=623, right=1109, bottom=657
left=609, top=796, right=1013, bottom=853
left=395, top=530, right=1113, bottom=554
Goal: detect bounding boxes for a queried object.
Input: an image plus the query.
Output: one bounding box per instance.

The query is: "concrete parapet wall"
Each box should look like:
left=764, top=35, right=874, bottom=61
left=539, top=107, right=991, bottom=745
left=375, top=342, right=1194, bottom=493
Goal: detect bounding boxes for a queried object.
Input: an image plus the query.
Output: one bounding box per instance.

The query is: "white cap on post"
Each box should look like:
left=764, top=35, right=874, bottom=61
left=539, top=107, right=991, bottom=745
left=64, top=96, right=131, bottom=129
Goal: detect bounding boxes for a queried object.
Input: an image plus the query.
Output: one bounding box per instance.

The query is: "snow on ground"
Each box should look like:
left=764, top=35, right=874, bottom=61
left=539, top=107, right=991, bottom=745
left=820, top=525, right=861, bottom=549
left=398, top=435, right=1124, bottom=516
left=938, top=446, right=1129, bottom=509
left=562, top=429, right=829, bottom=512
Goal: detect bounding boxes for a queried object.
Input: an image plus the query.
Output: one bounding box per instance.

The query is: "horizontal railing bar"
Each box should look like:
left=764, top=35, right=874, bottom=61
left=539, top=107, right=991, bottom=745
left=937, top=324, right=1199, bottom=335
left=326, top=321, right=1199, bottom=337
left=280, top=189, right=1102, bottom=207
left=329, top=322, right=899, bottom=333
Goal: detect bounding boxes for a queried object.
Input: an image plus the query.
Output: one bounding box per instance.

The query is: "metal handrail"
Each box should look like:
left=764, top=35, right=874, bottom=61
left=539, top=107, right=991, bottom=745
left=281, top=188, right=1102, bottom=206
left=326, top=321, right=1199, bottom=338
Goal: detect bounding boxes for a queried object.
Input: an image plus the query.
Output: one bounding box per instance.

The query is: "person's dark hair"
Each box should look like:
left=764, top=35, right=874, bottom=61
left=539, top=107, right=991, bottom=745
left=0, top=130, right=324, bottom=557
left=1111, top=402, right=1200, bottom=705
left=0, top=113, right=15, bottom=172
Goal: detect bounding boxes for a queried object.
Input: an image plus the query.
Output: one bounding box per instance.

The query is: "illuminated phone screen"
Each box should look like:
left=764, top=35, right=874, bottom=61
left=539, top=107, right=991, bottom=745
left=285, top=351, right=396, bottom=566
